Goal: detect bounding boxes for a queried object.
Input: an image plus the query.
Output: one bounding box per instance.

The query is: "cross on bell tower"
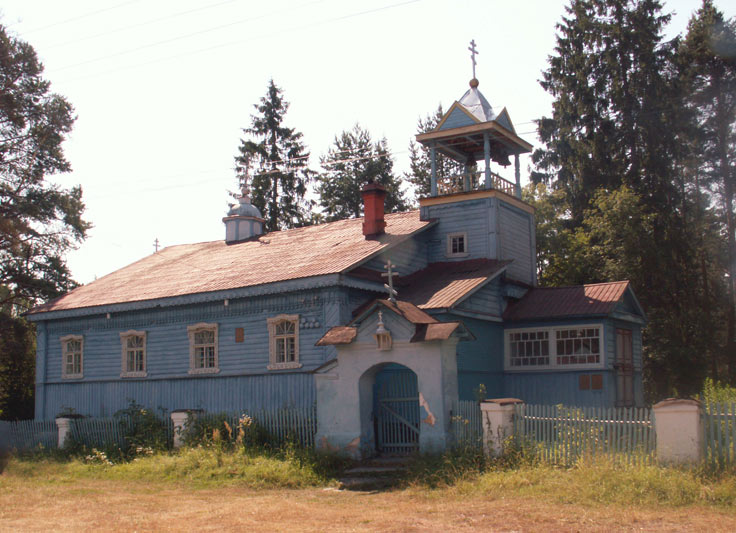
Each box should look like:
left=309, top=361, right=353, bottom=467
left=468, top=39, right=478, bottom=80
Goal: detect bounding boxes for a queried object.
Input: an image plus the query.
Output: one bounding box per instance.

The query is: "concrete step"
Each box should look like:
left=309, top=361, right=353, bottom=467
left=338, top=476, right=398, bottom=491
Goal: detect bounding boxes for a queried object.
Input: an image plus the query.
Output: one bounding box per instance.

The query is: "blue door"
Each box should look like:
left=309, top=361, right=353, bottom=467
left=374, top=365, right=419, bottom=455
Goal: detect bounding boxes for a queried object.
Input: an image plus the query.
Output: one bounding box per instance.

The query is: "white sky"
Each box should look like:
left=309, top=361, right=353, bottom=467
left=2, top=0, right=733, bottom=285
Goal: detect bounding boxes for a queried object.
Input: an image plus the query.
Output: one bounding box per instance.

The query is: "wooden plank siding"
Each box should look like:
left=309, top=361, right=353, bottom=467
left=423, top=198, right=495, bottom=263
left=498, top=203, right=535, bottom=285
left=39, top=373, right=316, bottom=420
left=35, top=287, right=344, bottom=419
left=455, top=278, right=503, bottom=317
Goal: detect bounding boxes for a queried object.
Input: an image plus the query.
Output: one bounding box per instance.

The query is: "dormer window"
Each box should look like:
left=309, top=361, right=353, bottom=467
left=447, top=232, right=468, bottom=257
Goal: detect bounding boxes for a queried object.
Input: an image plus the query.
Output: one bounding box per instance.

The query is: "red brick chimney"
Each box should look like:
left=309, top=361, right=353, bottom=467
left=362, top=182, right=387, bottom=237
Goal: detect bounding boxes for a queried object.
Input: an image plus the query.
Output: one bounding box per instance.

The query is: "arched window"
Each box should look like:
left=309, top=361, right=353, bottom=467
left=267, top=314, right=301, bottom=370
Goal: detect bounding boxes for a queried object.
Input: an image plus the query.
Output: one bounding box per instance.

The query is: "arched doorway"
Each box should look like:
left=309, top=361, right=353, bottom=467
left=366, top=363, right=420, bottom=455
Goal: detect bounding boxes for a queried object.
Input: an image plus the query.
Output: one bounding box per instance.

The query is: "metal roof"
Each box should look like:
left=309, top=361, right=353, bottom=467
left=503, top=281, right=633, bottom=321
left=398, top=259, right=509, bottom=310
left=29, top=211, right=433, bottom=315
left=458, top=86, right=496, bottom=122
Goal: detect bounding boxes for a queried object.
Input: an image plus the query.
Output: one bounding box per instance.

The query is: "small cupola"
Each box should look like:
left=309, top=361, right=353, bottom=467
left=223, top=179, right=265, bottom=243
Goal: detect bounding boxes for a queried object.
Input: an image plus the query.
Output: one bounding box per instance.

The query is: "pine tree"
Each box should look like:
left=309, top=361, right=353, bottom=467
left=234, top=80, right=313, bottom=231
left=405, top=105, right=466, bottom=198
left=317, top=124, right=407, bottom=221
left=0, top=25, right=88, bottom=418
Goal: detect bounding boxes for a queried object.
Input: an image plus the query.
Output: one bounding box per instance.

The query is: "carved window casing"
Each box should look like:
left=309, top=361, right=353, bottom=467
left=61, top=335, right=84, bottom=379
left=267, top=314, right=302, bottom=370
left=188, top=323, right=219, bottom=374
left=120, top=330, right=147, bottom=378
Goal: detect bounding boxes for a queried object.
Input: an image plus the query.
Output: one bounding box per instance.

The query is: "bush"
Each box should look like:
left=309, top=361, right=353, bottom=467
left=115, top=401, right=172, bottom=454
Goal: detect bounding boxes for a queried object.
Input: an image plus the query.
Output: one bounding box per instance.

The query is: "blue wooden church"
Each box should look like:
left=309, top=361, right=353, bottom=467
left=28, top=69, right=645, bottom=457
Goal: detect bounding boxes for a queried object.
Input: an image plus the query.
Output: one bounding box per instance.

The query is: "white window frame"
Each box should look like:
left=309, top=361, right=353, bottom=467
left=187, top=323, right=219, bottom=375
left=267, top=314, right=302, bottom=370
left=120, top=330, right=147, bottom=378
left=60, top=334, right=84, bottom=379
left=504, top=324, right=605, bottom=372
left=446, top=232, right=469, bottom=258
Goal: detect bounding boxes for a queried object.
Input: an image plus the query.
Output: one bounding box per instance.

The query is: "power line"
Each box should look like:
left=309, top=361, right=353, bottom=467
left=19, top=1, right=141, bottom=35
left=44, top=0, right=241, bottom=50
left=55, top=0, right=423, bottom=83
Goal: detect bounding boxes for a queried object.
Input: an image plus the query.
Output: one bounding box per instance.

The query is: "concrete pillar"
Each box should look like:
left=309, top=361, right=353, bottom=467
left=480, top=398, right=523, bottom=456
left=55, top=417, right=72, bottom=448
left=171, top=410, right=199, bottom=448
left=653, top=398, right=704, bottom=464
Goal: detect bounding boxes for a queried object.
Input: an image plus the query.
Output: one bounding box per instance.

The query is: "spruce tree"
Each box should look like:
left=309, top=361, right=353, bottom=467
left=234, top=80, right=313, bottom=231
left=317, top=124, right=407, bottom=221
left=681, top=0, right=736, bottom=380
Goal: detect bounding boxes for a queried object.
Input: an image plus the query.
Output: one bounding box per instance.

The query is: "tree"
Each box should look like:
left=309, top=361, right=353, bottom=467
left=234, top=80, right=313, bottom=232
left=531, top=0, right=731, bottom=396
left=405, top=105, right=467, bottom=198
left=0, top=25, right=88, bottom=418
left=680, top=0, right=736, bottom=379
left=317, top=124, right=407, bottom=221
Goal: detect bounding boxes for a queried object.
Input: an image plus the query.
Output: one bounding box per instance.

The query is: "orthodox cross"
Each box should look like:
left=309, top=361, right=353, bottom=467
left=468, top=39, right=478, bottom=79
left=381, top=260, right=399, bottom=304
left=153, top=238, right=160, bottom=253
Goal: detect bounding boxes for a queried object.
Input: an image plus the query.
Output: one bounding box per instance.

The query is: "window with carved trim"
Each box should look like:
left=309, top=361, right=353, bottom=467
left=120, top=330, right=147, bottom=378
left=187, top=323, right=219, bottom=374
left=267, top=314, right=301, bottom=370
left=60, top=335, right=83, bottom=379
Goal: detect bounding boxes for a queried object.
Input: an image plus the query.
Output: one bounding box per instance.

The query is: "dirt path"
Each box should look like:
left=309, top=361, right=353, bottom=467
left=1, top=479, right=734, bottom=532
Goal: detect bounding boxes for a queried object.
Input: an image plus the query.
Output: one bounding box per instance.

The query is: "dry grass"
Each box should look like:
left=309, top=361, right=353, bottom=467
left=1, top=476, right=735, bottom=532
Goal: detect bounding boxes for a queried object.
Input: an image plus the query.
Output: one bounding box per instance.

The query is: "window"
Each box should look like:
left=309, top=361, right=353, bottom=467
left=120, top=330, right=147, bottom=378
left=187, top=323, right=219, bottom=374
left=446, top=232, right=468, bottom=257
left=505, top=325, right=604, bottom=371
left=267, top=314, right=301, bottom=370
left=60, top=335, right=83, bottom=379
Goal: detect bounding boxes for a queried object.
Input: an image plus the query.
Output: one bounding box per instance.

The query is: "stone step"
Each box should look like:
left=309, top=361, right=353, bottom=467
left=338, top=476, right=398, bottom=491
left=343, top=465, right=404, bottom=475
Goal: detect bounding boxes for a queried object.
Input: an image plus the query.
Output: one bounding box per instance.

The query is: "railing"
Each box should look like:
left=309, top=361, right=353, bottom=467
left=436, top=171, right=516, bottom=197
left=450, top=400, right=483, bottom=448
left=514, top=404, right=655, bottom=465
left=704, top=402, right=736, bottom=469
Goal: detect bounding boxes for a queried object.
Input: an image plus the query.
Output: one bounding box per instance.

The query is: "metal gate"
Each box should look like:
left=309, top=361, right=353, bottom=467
left=374, top=366, right=419, bottom=455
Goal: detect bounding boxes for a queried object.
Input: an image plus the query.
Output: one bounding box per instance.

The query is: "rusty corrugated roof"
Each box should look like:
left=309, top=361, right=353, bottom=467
left=410, top=322, right=472, bottom=342
left=315, top=326, right=357, bottom=346
left=503, top=281, right=631, bottom=321
left=398, top=259, right=509, bottom=310
left=30, top=211, right=433, bottom=314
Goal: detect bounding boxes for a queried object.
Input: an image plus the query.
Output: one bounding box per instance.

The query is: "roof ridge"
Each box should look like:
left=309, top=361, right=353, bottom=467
left=534, top=280, right=630, bottom=291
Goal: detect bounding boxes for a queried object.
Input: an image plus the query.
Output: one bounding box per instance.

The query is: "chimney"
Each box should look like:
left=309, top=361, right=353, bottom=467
left=362, top=182, right=387, bottom=237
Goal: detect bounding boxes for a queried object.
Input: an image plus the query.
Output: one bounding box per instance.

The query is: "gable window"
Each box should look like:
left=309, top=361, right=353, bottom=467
left=60, top=335, right=83, bottom=379
left=120, top=330, right=147, bottom=378
left=187, top=323, right=219, bottom=374
left=505, top=325, right=604, bottom=371
left=446, top=232, right=468, bottom=257
left=267, top=314, right=302, bottom=370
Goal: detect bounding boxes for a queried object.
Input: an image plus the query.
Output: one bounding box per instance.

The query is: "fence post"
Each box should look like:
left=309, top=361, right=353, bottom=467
left=653, top=398, right=704, bottom=464
left=171, top=410, right=202, bottom=448
left=55, top=417, right=72, bottom=449
left=480, top=398, right=523, bottom=456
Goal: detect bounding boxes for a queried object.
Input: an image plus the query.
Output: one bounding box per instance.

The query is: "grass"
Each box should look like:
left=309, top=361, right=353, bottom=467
left=3, top=447, right=736, bottom=531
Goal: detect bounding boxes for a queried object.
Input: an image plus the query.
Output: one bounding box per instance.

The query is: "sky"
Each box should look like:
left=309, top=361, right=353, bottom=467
left=2, top=0, right=734, bottom=286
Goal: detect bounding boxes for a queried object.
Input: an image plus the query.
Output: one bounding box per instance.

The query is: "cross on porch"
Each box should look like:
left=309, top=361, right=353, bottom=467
left=381, top=260, right=399, bottom=304
left=153, top=238, right=160, bottom=253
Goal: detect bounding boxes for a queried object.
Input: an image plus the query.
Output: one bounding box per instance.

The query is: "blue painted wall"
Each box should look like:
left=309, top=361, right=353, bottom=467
left=35, top=287, right=346, bottom=419
left=438, top=105, right=476, bottom=130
